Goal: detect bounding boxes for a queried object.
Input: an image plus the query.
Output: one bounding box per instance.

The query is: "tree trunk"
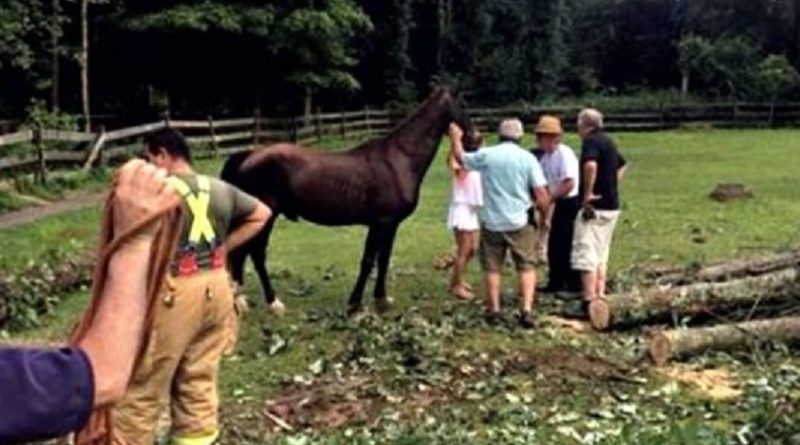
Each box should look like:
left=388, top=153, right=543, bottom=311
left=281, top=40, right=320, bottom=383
left=80, top=0, right=91, bottom=132
left=589, top=267, right=800, bottom=331
left=649, top=316, right=800, bottom=366
left=50, top=0, right=61, bottom=112
left=644, top=250, right=800, bottom=286
left=303, top=86, right=313, bottom=126
left=680, top=71, right=690, bottom=97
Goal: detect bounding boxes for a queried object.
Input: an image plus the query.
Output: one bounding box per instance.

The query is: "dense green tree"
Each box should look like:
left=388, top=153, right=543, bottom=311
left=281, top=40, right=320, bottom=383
left=2, top=0, right=800, bottom=118
left=678, top=35, right=713, bottom=96
left=755, top=54, right=800, bottom=119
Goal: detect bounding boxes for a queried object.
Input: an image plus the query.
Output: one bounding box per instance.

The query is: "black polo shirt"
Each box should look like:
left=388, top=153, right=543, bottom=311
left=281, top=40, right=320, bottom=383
left=579, top=131, right=626, bottom=210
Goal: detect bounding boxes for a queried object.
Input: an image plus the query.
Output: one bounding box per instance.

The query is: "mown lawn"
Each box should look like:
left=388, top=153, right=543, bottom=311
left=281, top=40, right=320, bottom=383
left=5, top=129, right=800, bottom=444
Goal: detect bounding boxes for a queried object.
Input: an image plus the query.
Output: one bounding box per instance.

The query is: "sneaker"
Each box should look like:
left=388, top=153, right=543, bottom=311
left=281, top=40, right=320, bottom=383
left=484, top=311, right=502, bottom=326
left=518, top=311, right=536, bottom=329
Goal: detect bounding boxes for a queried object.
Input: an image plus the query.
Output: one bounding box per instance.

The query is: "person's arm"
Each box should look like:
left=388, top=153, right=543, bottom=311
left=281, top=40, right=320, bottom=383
left=0, top=160, right=178, bottom=444
left=78, top=160, right=179, bottom=406
left=580, top=140, right=601, bottom=207
left=581, top=160, right=598, bottom=207
left=533, top=186, right=551, bottom=214
left=224, top=185, right=272, bottom=253
left=448, top=123, right=467, bottom=166
left=617, top=152, right=628, bottom=181
left=226, top=203, right=271, bottom=252
left=553, top=178, right=576, bottom=200
left=529, top=157, right=551, bottom=213
left=553, top=146, right=579, bottom=200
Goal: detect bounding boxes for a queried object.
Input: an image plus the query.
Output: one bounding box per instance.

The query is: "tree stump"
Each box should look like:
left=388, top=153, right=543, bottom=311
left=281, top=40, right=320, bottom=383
left=710, top=183, right=754, bottom=202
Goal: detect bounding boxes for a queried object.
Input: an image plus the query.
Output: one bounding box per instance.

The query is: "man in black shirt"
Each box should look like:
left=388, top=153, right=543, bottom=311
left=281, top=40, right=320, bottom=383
left=571, top=108, right=628, bottom=304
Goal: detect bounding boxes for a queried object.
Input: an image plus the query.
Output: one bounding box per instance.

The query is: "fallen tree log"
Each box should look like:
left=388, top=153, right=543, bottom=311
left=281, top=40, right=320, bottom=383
left=645, top=250, right=800, bottom=286
left=649, top=316, right=800, bottom=366
left=589, top=267, right=800, bottom=331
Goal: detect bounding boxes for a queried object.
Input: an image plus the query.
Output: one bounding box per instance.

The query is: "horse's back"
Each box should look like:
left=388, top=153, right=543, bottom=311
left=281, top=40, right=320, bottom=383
left=231, top=142, right=386, bottom=224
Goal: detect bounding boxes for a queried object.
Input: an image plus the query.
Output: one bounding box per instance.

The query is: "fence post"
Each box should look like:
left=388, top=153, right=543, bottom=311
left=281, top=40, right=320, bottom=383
left=161, top=109, right=171, bottom=127
left=34, top=124, right=46, bottom=185
left=83, top=126, right=106, bottom=172
left=340, top=111, right=346, bottom=139
left=732, top=102, right=739, bottom=125
left=365, top=106, right=371, bottom=136
left=291, top=116, right=298, bottom=143
left=315, top=108, right=322, bottom=143
left=253, top=108, right=262, bottom=147
left=208, top=115, right=219, bottom=158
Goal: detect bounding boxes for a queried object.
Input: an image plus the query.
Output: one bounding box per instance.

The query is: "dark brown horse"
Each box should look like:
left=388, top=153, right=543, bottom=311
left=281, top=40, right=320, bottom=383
left=221, top=87, right=472, bottom=314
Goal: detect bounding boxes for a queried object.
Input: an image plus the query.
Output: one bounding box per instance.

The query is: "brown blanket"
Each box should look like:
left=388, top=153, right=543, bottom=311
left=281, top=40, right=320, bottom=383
left=68, top=191, right=183, bottom=445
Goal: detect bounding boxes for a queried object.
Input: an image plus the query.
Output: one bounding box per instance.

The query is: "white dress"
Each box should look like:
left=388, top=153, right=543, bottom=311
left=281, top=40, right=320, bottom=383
left=447, top=171, right=483, bottom=231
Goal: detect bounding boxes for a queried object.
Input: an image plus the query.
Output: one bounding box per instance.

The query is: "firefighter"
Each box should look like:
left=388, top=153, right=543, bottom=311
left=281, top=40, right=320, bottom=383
left=111, top=128, right=271, bottom=445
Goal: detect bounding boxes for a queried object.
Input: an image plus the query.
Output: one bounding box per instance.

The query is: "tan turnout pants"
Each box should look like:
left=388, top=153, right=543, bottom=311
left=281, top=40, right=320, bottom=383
left=112, top=269, right=236, bottom=445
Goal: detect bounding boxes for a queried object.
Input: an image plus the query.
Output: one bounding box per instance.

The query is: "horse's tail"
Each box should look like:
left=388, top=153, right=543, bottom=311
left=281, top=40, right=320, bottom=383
left=220, top=150, right=253, bottom=187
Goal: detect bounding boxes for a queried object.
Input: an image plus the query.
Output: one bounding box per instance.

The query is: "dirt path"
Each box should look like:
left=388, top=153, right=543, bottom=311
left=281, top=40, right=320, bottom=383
left=0, top=191, right=105, bottom=230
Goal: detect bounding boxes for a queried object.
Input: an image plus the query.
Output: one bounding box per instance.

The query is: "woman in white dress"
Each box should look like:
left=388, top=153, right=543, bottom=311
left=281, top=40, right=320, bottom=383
left=447, top=130, right=483, bottom=300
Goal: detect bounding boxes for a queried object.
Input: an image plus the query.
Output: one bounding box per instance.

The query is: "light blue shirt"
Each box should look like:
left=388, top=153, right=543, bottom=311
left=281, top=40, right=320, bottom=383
left=463, top=141, right=547, bottom=232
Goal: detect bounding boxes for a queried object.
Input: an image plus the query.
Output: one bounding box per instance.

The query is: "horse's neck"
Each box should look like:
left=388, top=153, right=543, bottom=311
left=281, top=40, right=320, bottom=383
left=385, top=104, right=448, bottom=178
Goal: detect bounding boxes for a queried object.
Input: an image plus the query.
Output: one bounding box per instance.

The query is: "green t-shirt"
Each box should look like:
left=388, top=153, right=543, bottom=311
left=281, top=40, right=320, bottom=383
left=170, top=174, right=260, bottom=274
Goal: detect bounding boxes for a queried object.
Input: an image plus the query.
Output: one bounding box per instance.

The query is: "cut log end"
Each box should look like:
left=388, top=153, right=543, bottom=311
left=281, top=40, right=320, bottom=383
left=648, top=332, right=672, bottom=366
left=589, top=299, right=611, bottom=331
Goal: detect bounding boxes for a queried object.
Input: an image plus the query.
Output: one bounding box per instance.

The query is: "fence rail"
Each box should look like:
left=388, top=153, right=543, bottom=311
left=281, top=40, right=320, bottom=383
left=2, top=102, right=800, bottom=180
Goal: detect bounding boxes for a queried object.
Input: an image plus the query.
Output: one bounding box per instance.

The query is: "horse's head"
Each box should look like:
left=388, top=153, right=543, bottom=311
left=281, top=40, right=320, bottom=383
left=437, top=87, right=477, bottom=150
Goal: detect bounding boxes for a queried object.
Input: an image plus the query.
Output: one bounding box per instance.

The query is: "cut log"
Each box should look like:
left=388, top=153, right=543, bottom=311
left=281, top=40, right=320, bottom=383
left=646, top=250, right=800, bottom=286
left=590, top=267, right=800, bottom=331
left=649, top=316, right=800, bottom=366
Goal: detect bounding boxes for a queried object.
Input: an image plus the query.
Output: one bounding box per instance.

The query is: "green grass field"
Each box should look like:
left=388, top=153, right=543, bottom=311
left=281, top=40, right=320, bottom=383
left=4, top=129, right=800, bottom=444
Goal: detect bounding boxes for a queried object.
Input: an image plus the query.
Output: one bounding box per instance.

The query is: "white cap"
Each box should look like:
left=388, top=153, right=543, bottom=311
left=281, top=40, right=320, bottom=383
left=498, top=118, right=524, bottom=141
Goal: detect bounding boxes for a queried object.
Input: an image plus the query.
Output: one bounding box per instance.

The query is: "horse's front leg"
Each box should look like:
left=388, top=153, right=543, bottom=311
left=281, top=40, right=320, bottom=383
left=373, top=224, right=399, bottom=313
left=347, top=226, right=381, bottom=315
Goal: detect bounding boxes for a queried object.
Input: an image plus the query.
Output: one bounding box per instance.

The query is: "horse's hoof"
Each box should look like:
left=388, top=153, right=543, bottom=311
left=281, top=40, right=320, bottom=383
left=375, top=296, right=394, bottom=314
left=347, top=304, right=364, bottom=317
left=234, top=295, right=250, bottom=315
left=267, top=298, right=286, bottom=317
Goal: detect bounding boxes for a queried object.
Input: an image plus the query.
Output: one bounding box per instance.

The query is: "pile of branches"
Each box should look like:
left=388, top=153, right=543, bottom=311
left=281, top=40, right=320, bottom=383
left=586, top=250, right=800, bottom=365
left=0, top=250, right=93, bottom=330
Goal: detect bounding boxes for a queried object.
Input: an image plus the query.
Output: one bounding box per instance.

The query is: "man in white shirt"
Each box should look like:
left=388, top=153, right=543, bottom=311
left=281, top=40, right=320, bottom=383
left=534, top=115, right=581, bottom=292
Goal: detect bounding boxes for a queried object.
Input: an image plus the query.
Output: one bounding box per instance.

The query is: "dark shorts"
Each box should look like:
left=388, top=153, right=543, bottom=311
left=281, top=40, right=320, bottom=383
left=480, top=225, right=537, bottom=272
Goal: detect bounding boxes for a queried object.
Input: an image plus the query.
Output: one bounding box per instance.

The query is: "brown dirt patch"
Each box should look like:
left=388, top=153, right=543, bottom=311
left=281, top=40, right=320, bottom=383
left=504, top=349, right=635, bottom=382
left=263, top=377, right=442, bottom=433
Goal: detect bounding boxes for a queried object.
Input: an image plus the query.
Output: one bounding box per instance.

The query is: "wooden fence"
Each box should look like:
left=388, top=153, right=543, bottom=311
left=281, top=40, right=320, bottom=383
left=2, top=102, right=800, bottom=180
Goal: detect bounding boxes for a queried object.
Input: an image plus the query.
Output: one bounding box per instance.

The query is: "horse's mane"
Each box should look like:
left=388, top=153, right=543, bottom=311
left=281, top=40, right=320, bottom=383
left=381, top=87, right=449, bottom=141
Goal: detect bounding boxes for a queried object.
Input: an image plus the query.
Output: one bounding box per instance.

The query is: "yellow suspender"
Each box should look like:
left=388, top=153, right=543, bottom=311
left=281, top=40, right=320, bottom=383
left=168, top=175, right=217, bottom=244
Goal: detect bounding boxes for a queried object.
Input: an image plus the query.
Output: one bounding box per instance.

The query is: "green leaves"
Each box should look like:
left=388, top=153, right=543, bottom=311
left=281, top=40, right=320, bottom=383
left=125, top=2, right=276, bottom=36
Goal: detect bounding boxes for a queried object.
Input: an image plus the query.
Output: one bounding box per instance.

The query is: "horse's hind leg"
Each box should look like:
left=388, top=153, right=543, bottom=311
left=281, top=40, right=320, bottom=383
left=251, top=218, right=281, bottom=313
left=373, top=224, right=399, bottom=313
left=348, top=226, right=381, bottom=315
left=229, top=245, right=247, bottom=288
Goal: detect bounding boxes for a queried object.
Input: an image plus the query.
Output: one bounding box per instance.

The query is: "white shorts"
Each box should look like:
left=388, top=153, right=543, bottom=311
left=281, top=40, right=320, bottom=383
left=571, top=209, right=620, bottom=271
left=447, top=203, right=480, bottom=232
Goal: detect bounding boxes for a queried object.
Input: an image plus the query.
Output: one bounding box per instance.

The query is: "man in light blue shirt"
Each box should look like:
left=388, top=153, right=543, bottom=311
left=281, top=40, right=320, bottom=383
left=449, top=119, right=550, bottom=328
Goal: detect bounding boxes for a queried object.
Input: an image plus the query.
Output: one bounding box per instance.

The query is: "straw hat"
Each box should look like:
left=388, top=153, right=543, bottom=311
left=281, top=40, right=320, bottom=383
left=534, top=115, right=563, bottom=135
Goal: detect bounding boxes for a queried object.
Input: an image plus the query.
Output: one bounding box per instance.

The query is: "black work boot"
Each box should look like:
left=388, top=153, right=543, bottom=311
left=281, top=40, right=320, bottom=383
left=518, top=310, right=536, bottom=329
left=484, top=311, right=503, bottom=326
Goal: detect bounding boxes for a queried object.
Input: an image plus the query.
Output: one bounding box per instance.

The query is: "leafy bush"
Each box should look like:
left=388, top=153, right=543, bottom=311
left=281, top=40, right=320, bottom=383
left=24, top=99, right=79, bottom=130
left=0, top=248, right=92, bottom=331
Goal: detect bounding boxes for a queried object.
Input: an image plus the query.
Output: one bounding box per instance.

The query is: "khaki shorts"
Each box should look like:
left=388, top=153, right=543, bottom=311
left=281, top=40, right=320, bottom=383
left=571, top=209, right=620, bottom=271
left=480, top=225, right=537, bottom=272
